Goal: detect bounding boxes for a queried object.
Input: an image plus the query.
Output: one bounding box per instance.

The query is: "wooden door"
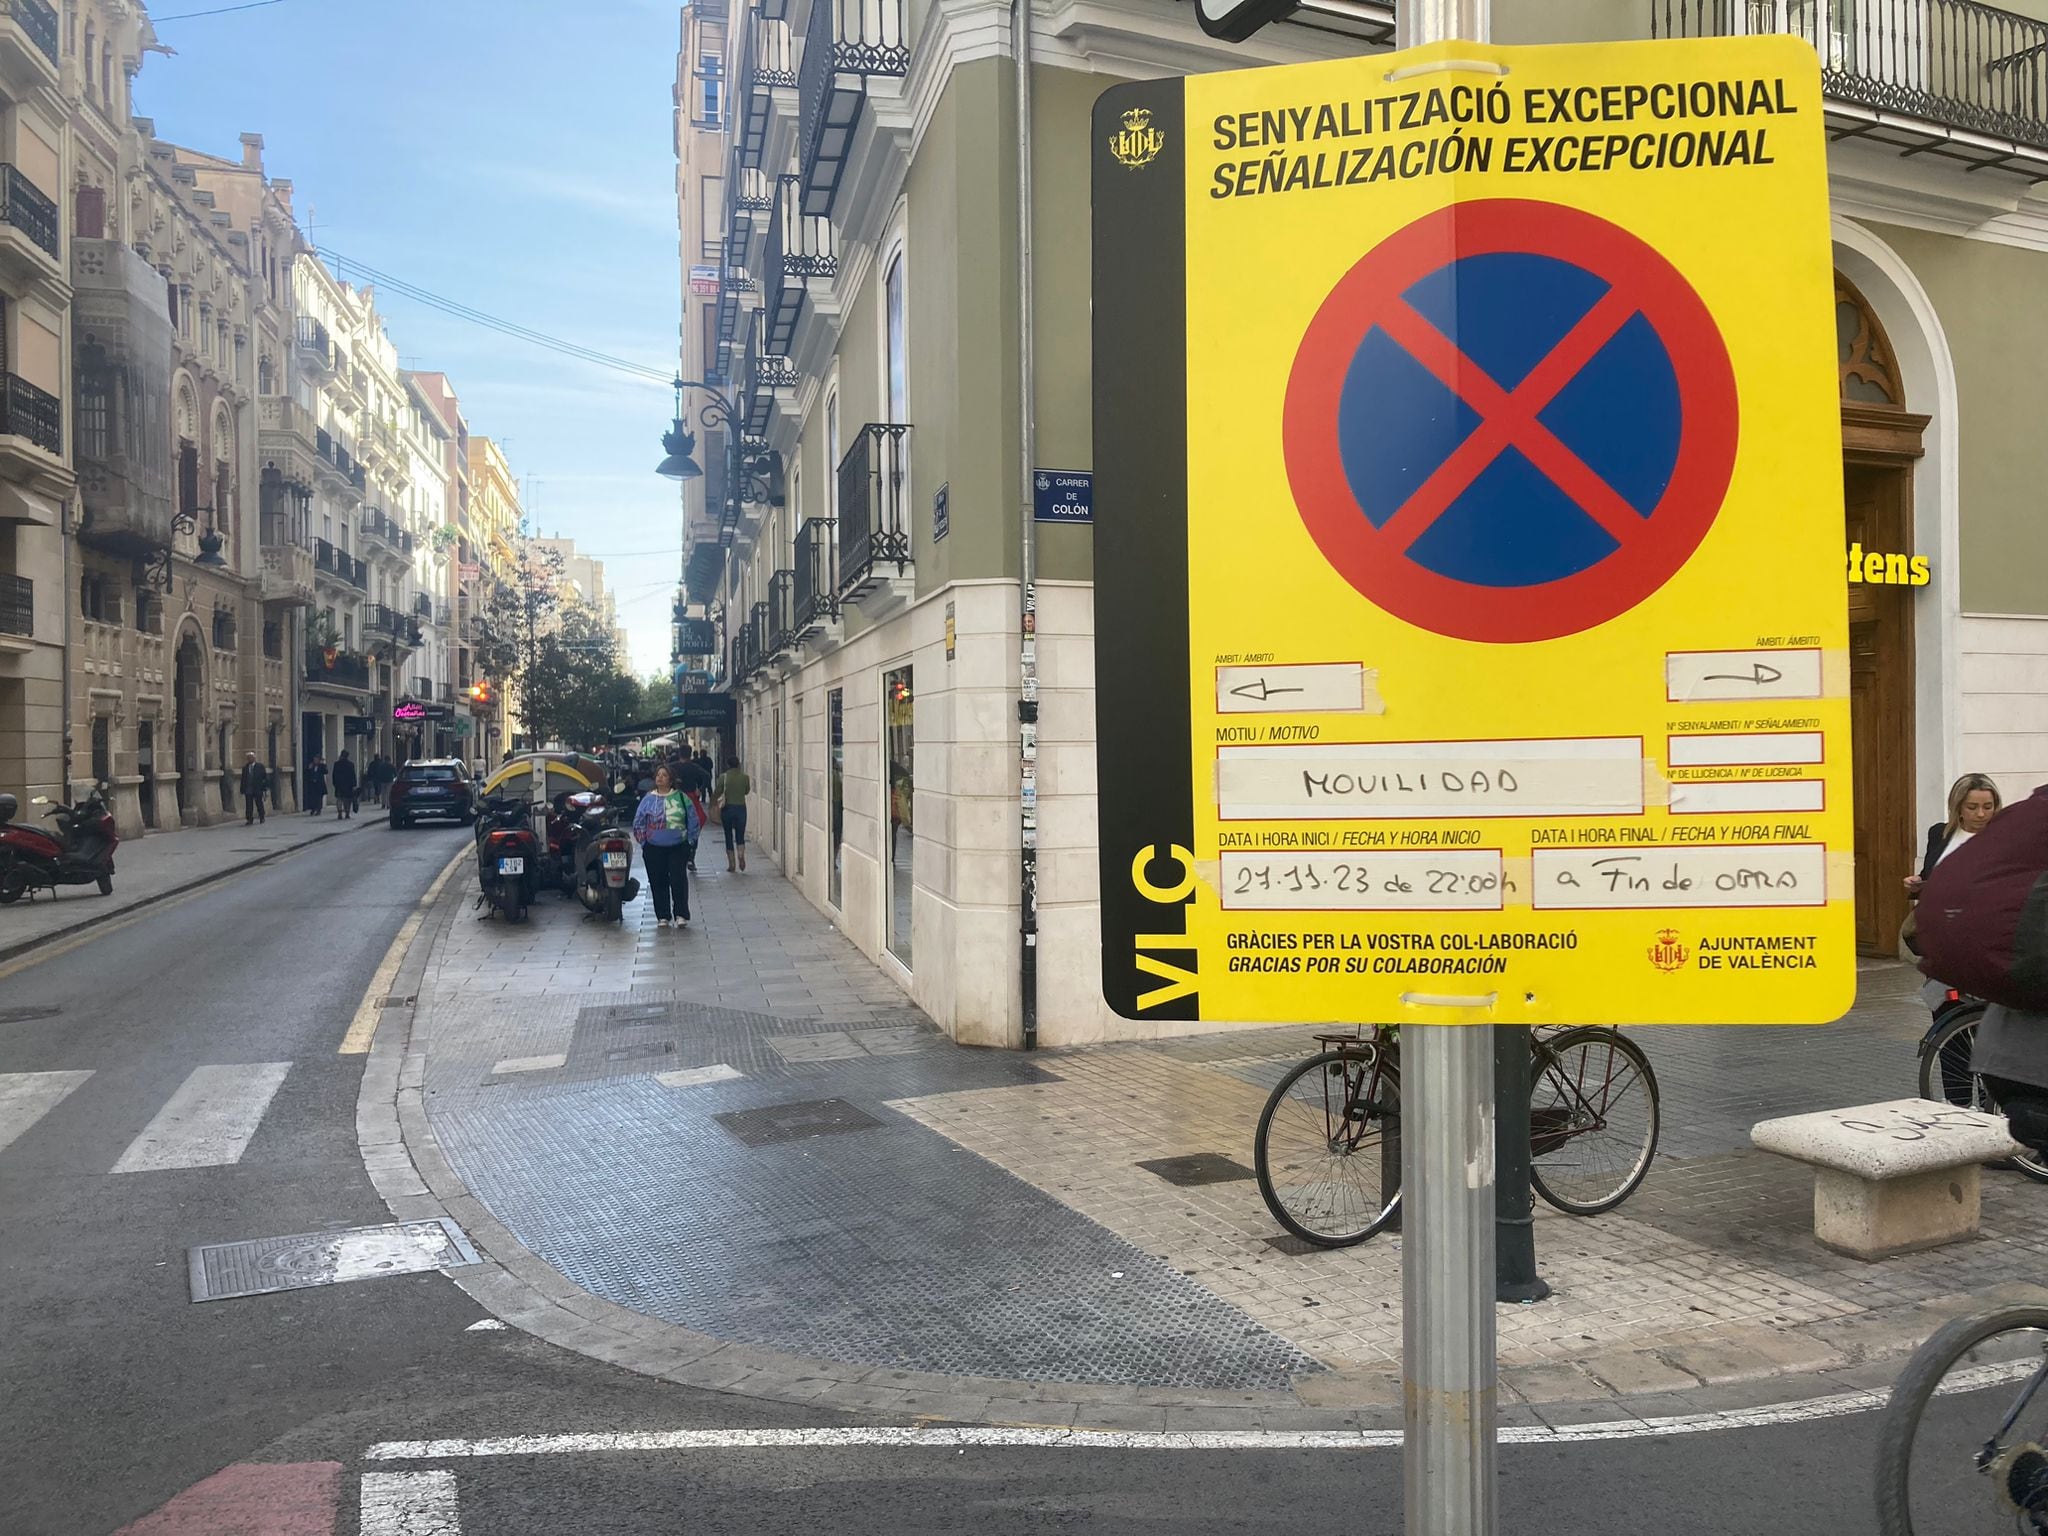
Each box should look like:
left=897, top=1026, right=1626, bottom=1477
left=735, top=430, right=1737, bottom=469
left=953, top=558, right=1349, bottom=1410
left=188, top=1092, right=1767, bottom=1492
left=1844, top=461, right=1914, bottom=954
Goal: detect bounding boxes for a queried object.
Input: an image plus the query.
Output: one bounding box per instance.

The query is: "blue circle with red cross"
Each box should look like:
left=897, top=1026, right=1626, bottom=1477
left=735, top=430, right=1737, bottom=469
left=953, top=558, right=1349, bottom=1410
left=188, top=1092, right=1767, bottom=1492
left=1283, top=200, right=1738, bottom=644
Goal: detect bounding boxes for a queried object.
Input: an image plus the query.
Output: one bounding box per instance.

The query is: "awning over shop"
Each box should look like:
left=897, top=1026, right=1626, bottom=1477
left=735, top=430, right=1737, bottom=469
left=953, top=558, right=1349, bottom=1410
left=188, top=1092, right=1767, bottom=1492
left=607, top=694, right=735, bottom=742
left=684, top=541, right=725, bottom=604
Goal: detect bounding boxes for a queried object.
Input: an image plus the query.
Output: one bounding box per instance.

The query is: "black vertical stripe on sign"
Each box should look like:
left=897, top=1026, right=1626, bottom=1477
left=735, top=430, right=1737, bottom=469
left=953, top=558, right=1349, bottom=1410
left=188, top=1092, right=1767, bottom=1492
left=1092, top=79, right=1198, bottom=1022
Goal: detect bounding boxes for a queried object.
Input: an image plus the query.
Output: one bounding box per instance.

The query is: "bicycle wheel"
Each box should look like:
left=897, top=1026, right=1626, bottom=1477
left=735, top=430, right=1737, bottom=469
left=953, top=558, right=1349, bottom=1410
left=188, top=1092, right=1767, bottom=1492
left=1529, top=1028, right=1660, bottom=1216
left=1254, top=1049, right=1400, bottom=1248
left=1876, top=1305, right=2048, bottom=1536
left=1919, top=1010, right=2048, bottom=1187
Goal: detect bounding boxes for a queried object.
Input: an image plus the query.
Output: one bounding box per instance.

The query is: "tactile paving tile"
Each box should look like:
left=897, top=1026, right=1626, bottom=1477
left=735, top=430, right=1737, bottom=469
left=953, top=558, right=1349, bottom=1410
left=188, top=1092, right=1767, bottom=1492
left=430, top=1077, right=1319, bottom=1390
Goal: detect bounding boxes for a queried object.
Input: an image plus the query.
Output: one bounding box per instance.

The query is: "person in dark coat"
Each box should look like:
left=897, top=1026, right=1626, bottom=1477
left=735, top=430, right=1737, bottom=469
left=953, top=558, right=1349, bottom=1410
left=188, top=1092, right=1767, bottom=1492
left=331, top=751, right=359, bottom=819
left=305, top=754, right=327, bottom=816
left=240, top=752, right=269, bottom=825
left=1907, top=773, right=2003, bottom=898
left=365, top=753, right=394, bottom=807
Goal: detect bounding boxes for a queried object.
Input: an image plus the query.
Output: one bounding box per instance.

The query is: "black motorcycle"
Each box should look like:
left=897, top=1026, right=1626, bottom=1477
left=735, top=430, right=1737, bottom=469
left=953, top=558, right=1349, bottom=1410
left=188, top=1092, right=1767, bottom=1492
left=564, top=785, right=640, bottom=923
left=0, top=783, right=119, bottom=904
left=474, top=794, right=539, bottom=923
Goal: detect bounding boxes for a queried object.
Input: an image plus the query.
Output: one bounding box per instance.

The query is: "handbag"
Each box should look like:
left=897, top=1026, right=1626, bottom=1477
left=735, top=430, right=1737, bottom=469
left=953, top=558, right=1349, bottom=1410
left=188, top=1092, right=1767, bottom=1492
left=1898, top=903, right=1920, bottom=958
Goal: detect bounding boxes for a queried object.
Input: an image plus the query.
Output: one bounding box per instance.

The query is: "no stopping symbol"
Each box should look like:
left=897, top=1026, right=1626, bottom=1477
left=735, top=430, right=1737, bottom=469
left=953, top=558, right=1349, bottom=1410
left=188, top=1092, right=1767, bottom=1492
left=1283, top=200, right=1738, bottom=644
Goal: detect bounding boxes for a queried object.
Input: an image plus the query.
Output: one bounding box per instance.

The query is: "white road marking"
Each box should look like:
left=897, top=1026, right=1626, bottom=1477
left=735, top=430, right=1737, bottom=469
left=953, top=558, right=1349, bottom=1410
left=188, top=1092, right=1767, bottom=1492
left=110, top=1063, right=292, bottom=1173
left=340, top=847, right=469, bottom=1055
left=490, top=1054, right=566, bottom=1075
left=0, top=1071, right=93, bottom=1155
left=464, top=1319, right=508, bottom=1332
left=367, top=1367, right=1982, bottom=1461
left=654, top=1063, right=743, bottom=1088
left=359, top=1470, right=460, bottom=1535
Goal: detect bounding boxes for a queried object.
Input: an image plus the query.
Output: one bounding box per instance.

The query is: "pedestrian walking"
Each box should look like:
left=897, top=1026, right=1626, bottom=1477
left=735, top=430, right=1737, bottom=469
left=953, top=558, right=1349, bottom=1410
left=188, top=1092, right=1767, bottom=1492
left=718, top=757, right=751, bottom=873
left=366, top=753, right=394, bottom=807
left=305, top=754, right=327, bottom=817
left=631, top=763, right=698, bottom=929
left=239, top=752, right=270, bottom=825
left=332, top=751, right=359, bottom=820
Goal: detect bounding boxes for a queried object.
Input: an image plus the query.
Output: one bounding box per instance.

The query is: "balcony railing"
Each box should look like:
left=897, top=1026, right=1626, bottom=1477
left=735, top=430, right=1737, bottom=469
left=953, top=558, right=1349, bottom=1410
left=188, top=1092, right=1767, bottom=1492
left=0, top=163, right=57, bottom=258
left=738, top=12, right=796, bottom=170
left=316, top=426, right=333, bottom=462
left=0, top=571, right=28, bottom=636
left=768, top=569, right=796, bottom=654
left=296, top=318, right=330, bottom=366
left=304, top=649, right=371, bottom=691
left=1653, top=0, right=2048, bottom=149
left=0, top=371, right=60, bottom=455
left=765, top=174, right=836, bottom=355
left=413, top=593, right=433, bottom=621
left=794, top=517, right=838, bottom=636
left=313, top=536, right=341, bottom=575
left=836, top=423, right=912, bottom=597
left=364, top=603, right=401, bottom=638
left=6, top=0, right=59, bottom=66
left=747, top=600, right=772, bottom=672
left=798, top=0, right=910, bottom=217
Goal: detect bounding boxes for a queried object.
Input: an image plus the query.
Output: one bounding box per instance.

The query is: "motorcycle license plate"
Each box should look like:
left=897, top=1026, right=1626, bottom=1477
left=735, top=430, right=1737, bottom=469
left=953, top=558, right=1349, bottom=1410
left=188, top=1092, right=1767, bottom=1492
left=602, top=852, right=630, bottom=869
left=498, top=857, right=525, bottom=875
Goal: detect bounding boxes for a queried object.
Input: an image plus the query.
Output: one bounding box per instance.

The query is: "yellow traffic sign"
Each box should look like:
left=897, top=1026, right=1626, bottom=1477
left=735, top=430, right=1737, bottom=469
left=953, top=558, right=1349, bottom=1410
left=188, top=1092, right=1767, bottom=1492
left=1092, top=36, right=1853, bottom=1027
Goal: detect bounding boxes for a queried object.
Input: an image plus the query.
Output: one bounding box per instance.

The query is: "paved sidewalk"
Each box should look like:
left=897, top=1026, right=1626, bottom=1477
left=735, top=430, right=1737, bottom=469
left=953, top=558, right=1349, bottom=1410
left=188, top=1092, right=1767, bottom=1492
left=0, top=804, right=378, bottom=961
left=371, top=853, right=2048, bottom=1429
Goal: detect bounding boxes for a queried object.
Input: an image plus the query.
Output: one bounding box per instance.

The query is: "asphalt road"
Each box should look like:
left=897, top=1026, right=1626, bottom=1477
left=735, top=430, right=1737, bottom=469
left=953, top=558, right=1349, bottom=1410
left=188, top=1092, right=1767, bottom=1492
left=0, top=820, right=1973, bottom=1534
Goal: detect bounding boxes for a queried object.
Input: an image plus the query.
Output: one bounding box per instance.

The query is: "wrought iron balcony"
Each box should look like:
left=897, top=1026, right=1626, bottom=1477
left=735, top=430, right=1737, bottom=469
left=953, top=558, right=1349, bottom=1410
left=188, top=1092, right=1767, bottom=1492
left=794, top=518, right=839, bottom=638
left=0, top=163, right=57, bottom=259
left=765, top=174, right=836, bottom=356
left=747, top=600, right=773, bottom=671
left=768, top=569, right=796, bottom=654
left=0, top=371, right=60, bottom=455
left=313, top=537, right=341, bottom=576
left=738, top=13, right=796, bottom=170
left=0, top=571, right=28, bottom=636
left=413, top=592, right=433, bottom=621
left=305, top=649, right=370, bottom=691
left=836, top=423, right=912, bottom=600
left=798, top=0, right=911, bottom=218
left=365, top=603, right=401, bottom=638
left=296, top=318, right=331, bottom=369
left=1653, top=0, right=2048, bottom=152
left=347, top=553, right=368, bottom=589
left=3, top=0, right=59, bottom=67
left=316, top=426, right=334, bottom=463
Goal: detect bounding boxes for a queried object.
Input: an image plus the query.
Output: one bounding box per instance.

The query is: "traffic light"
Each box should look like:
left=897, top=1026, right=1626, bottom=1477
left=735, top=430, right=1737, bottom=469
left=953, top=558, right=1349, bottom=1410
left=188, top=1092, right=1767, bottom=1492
left=470, top=679, right=492, bottom=705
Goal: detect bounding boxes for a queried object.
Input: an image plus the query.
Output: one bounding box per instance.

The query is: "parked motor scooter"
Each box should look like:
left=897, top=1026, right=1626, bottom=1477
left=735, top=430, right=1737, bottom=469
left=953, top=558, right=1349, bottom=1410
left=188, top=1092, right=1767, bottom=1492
left=0, top=783, right=119, bottom=904
left=474, top=793, right=539, bottom=922
left=565, top=783, right=640, bottom=923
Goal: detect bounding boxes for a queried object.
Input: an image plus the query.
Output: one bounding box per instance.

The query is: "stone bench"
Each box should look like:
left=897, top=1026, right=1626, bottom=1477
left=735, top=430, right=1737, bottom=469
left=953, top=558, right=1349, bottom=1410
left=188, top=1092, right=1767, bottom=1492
left=1751, top=1098, right=2021, bottom=1261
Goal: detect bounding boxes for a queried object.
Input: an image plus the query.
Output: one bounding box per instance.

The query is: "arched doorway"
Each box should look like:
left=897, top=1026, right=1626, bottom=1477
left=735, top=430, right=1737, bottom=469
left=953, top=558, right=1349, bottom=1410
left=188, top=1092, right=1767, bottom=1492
left=174, top=629, right=204, bottom=826
left=1836, top=273, right=1929, bottom=955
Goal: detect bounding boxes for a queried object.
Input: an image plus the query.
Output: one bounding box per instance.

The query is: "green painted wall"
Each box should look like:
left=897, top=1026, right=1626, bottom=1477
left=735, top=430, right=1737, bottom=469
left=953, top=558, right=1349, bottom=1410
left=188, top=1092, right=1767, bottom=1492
left=1865, top=218, right=2048, bottom=617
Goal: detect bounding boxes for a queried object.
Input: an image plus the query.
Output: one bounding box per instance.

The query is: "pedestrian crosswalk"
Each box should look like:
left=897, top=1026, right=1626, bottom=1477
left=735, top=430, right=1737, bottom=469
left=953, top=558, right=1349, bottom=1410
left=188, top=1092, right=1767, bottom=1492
left=0, top=1064, right=295, bottom=1173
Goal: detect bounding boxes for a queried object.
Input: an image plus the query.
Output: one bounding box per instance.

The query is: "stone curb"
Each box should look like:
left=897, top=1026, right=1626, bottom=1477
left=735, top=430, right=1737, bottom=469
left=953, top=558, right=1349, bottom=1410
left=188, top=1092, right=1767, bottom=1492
left=354, top=878, right=2038, bottom=1430
left=0, top=818, right=368, bottom=966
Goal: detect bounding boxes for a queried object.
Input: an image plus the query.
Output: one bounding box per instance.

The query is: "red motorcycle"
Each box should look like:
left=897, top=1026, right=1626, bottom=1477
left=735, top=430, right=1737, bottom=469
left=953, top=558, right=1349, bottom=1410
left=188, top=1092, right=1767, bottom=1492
left=0, top=783, right=119, bottom=903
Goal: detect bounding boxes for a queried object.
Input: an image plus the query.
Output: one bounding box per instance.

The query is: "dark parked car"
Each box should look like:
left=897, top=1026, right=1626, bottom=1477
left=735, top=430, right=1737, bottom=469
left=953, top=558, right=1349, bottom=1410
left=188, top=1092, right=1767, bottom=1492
left=388, top=759, right=475, bottom=828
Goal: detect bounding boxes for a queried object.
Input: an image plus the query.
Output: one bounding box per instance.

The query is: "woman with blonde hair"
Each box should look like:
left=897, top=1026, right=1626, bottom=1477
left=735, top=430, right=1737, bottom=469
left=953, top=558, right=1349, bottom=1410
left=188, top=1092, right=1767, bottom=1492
left=1906, top=773, right=2003, bottom=898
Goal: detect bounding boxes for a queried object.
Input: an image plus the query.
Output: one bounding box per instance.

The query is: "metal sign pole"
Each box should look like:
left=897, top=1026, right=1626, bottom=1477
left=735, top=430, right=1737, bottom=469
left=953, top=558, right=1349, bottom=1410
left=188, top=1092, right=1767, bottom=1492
left=1393, top=14, right=1497, bottom=1536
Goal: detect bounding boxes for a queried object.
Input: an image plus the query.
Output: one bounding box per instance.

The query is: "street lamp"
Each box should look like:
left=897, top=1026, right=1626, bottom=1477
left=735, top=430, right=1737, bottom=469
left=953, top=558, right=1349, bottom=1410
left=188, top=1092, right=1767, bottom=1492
left=654, top=377, right=783, bottom=508
left=656, top=375, right=717, bottom=480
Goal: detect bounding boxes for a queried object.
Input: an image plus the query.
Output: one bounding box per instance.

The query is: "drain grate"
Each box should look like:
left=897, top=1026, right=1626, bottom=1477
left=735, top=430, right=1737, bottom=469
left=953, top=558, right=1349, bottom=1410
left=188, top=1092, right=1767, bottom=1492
left=0, top=1005, right=62, bottom=1024
left=1137, top=1153, right=1256, bottom=1187
left=593, top=1002, right=671, bottom=1027
left=189, top=1218, right=480, bottom=1302
left=714, top=1097, right=883, bottom=1147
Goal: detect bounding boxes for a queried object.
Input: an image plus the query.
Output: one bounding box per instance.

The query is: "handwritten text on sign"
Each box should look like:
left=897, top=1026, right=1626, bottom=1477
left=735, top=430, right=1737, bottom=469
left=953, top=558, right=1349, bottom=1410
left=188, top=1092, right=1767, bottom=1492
left=1216, top=738, right=1644, bottom=820
left=1221, top=850, right=1505, bottom=911
left=1531, top=842, right=1826, bottom=910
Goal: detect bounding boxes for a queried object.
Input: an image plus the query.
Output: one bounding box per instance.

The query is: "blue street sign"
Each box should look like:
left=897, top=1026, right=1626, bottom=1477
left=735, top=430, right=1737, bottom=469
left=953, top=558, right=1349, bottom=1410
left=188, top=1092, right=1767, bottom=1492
left=1033, top=469, right=1093, bottom=524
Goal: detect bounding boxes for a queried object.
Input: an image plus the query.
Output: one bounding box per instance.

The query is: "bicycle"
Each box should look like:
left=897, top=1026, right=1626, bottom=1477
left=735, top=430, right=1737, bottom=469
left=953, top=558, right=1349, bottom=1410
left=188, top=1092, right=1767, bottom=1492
left=1916, top=991, right=2048, bottom=1186
left=1253, top=1023, right=1661, bottom=1248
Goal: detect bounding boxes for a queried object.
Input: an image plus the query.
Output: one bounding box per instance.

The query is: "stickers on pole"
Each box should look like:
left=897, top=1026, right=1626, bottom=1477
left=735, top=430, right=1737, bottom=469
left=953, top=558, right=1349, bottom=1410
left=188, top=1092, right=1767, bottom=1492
left=1091, top=37, right=1852, bottom=1026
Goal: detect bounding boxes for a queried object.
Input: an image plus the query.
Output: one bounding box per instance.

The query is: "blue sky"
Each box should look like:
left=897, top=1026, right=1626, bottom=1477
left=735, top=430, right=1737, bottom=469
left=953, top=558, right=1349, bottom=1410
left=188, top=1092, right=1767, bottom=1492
left=136, top=0, right=684, bottom=677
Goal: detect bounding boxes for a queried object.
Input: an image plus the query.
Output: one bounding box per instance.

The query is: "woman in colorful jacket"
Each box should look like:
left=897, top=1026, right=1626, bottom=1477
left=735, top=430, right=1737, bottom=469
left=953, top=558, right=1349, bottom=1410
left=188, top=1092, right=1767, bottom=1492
left=631, top=763, right=700, bottom=928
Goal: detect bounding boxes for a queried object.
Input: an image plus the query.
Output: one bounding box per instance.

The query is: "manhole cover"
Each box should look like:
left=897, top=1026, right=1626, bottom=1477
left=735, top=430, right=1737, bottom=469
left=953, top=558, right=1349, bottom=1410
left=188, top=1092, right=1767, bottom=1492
left=0, top=1006, right=62, bottom=1024
left=715, top=1097, right=883, bottom=1147
left=604, top=1040, right=676, bottom=1063
left=188, top=1218, right=480, bottom=1302
left=1138, top=1153, right=1256, bottom=1187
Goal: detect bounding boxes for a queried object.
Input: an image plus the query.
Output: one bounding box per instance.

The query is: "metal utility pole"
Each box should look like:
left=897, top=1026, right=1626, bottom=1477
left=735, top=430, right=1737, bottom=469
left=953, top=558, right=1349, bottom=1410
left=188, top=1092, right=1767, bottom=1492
left=1393, top=14, right=1498, bottom=1536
